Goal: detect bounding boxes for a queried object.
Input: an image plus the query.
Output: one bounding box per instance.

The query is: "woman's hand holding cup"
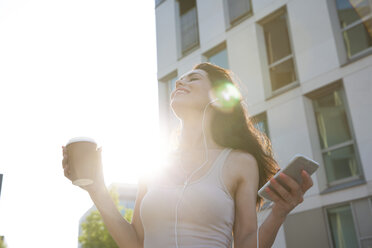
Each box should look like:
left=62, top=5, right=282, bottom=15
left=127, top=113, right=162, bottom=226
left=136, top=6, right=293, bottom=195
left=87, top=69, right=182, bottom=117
left=61, top=137, right=106, bottom=193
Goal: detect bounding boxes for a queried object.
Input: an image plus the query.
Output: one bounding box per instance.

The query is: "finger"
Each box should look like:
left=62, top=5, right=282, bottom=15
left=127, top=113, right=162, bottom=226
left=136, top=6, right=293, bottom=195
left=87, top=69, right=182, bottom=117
left=279, top=173, right=301, bottom=194
left=270, top=178, right=294, bottom=204
left=265, top=187, right=284, bottom=203
left=64, top=168, right=71, bottom=179
left=62, top=152, right=69, bottom=168
left=301, top=170, right=313, bottom=192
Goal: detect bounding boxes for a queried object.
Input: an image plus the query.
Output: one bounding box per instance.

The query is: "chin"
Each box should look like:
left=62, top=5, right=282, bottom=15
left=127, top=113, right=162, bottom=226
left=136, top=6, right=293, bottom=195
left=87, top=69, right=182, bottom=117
left=170, top=99, right=186, bottom=118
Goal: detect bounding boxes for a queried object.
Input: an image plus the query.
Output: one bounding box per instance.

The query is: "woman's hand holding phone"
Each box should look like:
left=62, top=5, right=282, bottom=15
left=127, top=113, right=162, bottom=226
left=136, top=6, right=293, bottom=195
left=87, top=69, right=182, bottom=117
left=265, top=170, right=313, bottom=220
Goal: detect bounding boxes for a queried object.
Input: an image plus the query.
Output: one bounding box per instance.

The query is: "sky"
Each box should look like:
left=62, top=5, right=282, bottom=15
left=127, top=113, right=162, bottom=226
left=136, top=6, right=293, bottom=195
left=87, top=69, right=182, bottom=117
left=0, top=0, right=162, bottom=247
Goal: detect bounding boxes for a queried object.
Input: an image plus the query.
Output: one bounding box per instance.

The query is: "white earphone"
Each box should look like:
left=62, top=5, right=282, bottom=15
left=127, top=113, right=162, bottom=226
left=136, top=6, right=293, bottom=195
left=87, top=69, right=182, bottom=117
left=174, top=99, right=217, bottom=248
left=174, top=97, right=265, bottom=248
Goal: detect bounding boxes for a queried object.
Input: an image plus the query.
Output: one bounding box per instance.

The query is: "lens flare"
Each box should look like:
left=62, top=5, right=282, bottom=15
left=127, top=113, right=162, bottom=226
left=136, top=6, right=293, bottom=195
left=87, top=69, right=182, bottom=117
left=210, top=81, right=242, bottom=112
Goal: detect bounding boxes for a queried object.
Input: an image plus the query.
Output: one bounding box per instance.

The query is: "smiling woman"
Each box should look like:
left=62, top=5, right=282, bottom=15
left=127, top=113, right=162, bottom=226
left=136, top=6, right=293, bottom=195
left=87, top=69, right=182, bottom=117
left=61, top=62, right=314, bottom=248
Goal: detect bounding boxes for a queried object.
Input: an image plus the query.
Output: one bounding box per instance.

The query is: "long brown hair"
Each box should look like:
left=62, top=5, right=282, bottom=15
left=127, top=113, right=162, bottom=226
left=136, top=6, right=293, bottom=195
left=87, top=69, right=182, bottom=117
left=193, top=62, right=280, bottom=209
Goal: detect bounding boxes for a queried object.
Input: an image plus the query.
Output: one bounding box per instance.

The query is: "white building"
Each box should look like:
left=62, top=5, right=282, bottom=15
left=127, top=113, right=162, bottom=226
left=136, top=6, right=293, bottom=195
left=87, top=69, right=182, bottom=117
left=155, top=0, right=372, bottom=247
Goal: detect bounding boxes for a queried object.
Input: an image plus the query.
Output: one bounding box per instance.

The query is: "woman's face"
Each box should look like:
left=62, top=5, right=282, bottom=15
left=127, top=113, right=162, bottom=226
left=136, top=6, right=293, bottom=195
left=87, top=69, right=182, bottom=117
left=170, top=69, right=213, bottom=118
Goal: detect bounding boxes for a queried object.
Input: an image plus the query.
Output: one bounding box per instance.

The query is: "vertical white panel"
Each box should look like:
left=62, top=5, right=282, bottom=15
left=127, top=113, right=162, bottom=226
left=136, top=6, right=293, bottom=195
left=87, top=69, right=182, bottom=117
left=287, top=0, right=340, bottom=83
left=155, top=0, right=178, bottom=74
left=343, top=65, right=372, bottom=181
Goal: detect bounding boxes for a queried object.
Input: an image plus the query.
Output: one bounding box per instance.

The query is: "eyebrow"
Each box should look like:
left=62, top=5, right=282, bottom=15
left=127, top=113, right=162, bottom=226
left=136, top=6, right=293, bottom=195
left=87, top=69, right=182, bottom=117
left=180, top=72, right=204, bottom=81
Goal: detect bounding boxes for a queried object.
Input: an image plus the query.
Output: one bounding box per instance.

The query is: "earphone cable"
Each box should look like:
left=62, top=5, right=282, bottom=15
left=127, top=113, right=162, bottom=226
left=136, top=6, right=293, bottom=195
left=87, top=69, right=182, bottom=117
left=174, top=100, right=215, bottom=248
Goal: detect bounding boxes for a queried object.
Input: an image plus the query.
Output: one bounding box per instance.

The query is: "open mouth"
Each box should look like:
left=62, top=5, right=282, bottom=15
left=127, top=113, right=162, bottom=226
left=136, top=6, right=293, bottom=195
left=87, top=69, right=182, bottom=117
left=175, top=88, right=190, bottom=95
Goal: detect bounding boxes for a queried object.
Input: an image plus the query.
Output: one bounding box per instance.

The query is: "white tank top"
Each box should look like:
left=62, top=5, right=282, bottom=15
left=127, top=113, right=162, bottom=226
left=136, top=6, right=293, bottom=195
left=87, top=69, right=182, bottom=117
left=140, top=148, right=234, bottom=248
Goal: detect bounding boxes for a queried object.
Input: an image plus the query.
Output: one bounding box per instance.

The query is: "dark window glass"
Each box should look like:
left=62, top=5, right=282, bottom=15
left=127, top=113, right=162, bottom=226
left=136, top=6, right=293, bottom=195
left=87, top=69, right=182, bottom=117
left=262, top=10, right=296, bottom=92
left=343, top=19, right=372, bottom=57
left=269, top=58, right=296, bottom=91
left=179, top=0, right=199, bottom=54
left=313, top=89, right=352, bottom=149
left=336, top=0, right=372, bottom=58
left=312, top=86, right=361, bottom=184
left=336, top=0, right=371, bottom=27
left=208, top=48, right=229, bottom=69
left=327, top=205, right=359, bottom=248
left=179, top=0, right=196, bottom=15
left=227, top=0, right=252, bottom=24
left=323, top=145, right=359, bottom=183
left=263, top=14, right=292, bottom=64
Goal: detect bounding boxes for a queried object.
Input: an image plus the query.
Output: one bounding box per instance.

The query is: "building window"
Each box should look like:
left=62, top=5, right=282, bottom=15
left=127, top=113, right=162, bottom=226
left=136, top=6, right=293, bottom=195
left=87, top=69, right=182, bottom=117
left=325, top=198, right=372, bottom=248
left=226, top=0, right=252, bottom=25
left=260, top=8, right=297, bottom=95
left=252, top=112, right=270, bottom=139
left=310, top=83, right=361, bottom=186
left=327, top=204, right=359, bottom=248
left=178, top=0, right=199, bottom=55
left=335, top=0, right=372, bottom=59
left=205, top=43, right=229, bottom=69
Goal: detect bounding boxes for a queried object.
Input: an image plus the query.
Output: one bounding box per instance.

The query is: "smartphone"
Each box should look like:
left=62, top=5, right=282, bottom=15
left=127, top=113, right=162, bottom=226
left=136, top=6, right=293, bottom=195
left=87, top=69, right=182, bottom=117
left=258, top=154, right=319, bottom=202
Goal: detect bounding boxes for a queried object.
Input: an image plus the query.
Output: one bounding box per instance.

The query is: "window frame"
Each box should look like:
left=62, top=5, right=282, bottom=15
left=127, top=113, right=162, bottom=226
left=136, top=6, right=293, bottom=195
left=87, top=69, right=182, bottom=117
left=324, top=202, right=361, bottom=248
left=323, top=197, right=372, bottom=248
left=257, top=6, right=300, bottom=99
left=307, top=81, right=364, bottom=189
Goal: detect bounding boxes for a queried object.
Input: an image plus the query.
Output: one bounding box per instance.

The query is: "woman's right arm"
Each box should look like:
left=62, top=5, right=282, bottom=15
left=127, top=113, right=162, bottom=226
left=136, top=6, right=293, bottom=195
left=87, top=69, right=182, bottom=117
left=62, top=146, right=147, bottom=248
left=88, top=181, right=147, bottom=248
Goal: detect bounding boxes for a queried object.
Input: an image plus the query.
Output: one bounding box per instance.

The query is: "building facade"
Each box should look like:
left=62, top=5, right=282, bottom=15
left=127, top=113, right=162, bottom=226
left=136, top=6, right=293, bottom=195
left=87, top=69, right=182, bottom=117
left=155, top=0, right=372, bottom=247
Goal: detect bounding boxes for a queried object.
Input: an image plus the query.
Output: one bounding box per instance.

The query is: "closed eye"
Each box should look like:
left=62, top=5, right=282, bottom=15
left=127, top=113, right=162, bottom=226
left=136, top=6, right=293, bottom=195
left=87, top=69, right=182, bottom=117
left=189, top=78, right=198, bottom=81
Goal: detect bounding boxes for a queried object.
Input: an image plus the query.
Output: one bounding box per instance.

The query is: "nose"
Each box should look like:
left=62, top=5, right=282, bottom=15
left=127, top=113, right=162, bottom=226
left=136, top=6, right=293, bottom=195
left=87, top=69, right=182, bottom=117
left=175, top=78, right=186, bottom=89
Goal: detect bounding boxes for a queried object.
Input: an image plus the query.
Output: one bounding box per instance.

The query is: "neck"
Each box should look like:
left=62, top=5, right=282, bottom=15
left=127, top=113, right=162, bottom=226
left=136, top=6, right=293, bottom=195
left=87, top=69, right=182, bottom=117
left=177, top=111, right=221, bottom=153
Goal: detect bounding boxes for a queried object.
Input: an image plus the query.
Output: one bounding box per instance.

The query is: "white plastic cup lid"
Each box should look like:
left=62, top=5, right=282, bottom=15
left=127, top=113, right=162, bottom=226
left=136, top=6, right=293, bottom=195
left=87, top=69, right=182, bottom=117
left=66, top=137, right=97, bottom=146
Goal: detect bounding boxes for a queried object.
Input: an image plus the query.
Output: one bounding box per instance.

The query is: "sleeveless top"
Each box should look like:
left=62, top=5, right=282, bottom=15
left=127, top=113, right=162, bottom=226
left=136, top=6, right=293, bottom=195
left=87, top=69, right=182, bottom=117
left=140, top=148, right=235, bottom=248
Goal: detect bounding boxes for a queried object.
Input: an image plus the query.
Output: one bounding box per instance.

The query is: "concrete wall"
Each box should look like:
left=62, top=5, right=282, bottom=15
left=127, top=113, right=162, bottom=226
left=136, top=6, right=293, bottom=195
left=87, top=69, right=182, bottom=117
left=284, top=207, right=330, bottom=248
left=155, top=0, right=178, bottom=78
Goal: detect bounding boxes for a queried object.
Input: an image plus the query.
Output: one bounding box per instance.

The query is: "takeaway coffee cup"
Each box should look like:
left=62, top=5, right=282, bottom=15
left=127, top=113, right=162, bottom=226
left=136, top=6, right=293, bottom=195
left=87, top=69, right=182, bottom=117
left=65, top=137, right=100, bottom=186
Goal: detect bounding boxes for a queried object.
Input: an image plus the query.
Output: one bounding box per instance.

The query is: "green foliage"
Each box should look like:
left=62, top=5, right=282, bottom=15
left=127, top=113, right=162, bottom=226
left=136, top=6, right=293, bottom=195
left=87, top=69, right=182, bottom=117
left=78, top=187, right=134, bottom=248
left=0, top=238, right=6, bottom=248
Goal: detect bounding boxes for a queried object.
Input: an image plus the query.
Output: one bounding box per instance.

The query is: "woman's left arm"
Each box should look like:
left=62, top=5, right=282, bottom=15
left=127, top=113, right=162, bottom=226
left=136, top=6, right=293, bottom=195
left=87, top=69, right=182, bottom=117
left=231, top=152, right=314, bottom=248
left=256, top=170, right=313, bottom=248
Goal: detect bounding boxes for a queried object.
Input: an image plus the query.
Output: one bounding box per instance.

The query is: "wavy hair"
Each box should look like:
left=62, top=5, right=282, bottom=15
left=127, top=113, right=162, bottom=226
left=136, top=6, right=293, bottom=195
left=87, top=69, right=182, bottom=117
left=193, top=62, right=280, bottom=209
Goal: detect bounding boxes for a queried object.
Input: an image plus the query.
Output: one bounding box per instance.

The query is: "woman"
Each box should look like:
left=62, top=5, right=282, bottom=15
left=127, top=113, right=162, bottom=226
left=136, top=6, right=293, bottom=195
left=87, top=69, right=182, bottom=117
left=62, top=62, right=313, bottom=248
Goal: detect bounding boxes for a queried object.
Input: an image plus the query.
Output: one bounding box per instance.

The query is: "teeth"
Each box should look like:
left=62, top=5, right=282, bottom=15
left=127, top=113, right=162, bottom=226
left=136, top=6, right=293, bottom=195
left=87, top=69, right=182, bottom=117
left=177, top=89, right=188, bottom=94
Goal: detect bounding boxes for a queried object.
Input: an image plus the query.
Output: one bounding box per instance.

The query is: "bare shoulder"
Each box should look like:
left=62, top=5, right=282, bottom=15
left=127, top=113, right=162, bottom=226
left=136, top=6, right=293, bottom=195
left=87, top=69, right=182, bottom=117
left=227, top=150, right=259, bottom=180
left=223, top=150, right=259, bottom=196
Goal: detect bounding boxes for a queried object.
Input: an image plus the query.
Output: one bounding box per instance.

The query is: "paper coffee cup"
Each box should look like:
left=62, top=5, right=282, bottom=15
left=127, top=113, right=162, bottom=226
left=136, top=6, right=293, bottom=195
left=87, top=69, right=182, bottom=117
left=65, top=137, right=99, bottom=186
